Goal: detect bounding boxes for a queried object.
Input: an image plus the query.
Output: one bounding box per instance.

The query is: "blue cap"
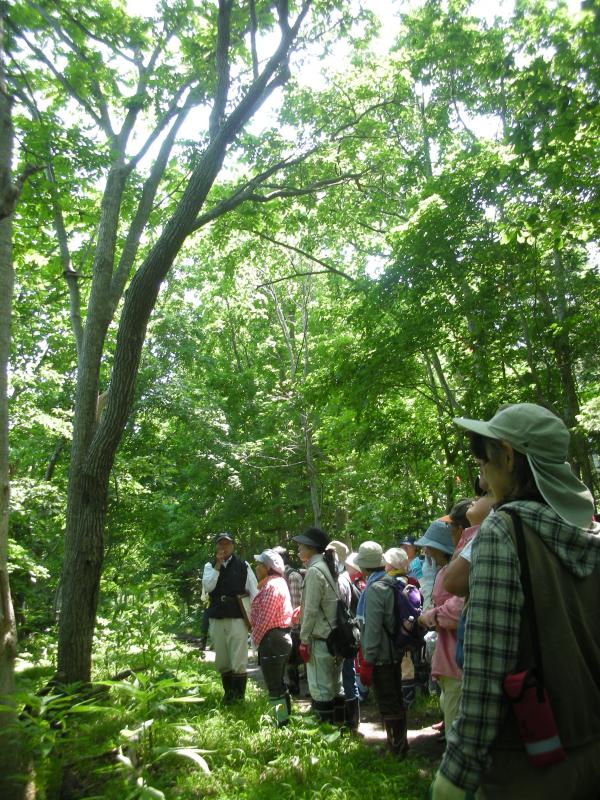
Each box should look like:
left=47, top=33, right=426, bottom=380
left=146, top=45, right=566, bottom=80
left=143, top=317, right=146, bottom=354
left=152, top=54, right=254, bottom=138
left=399, top=535, right=416, bottom=547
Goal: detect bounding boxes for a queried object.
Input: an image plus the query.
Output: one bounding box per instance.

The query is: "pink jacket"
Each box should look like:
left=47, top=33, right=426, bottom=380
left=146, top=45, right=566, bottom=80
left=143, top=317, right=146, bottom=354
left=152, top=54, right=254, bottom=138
left=420, top=564, right=463, bottom=680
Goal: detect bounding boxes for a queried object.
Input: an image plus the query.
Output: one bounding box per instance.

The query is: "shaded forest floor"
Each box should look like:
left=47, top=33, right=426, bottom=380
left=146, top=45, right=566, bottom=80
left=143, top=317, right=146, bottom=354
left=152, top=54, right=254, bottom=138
left=199, top=643, right=444, bottom=766
left=15, top=635, right=438, bottom=799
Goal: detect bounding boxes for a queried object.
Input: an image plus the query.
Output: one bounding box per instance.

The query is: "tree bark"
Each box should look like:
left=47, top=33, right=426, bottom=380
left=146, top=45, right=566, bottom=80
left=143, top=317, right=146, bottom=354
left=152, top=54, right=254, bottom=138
left=0, top=15, right=33, bottom=796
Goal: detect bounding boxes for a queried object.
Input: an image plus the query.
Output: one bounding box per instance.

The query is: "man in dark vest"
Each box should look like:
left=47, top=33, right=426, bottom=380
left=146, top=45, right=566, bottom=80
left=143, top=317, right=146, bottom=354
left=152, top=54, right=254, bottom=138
left=202, top=532, right=258, bottom=702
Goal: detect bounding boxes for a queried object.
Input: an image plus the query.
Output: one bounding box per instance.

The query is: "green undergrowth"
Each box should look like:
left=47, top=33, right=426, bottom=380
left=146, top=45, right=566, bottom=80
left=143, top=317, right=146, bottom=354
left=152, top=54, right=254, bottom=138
left=13, top=645, right=434, bottom=800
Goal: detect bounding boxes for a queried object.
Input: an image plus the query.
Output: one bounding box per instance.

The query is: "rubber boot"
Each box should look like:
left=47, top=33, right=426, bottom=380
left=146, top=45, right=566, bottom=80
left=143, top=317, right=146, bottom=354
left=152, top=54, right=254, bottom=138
left=221, top=671, right=235, bottom=704
left=384, top=716, right=408, bottom=757
left=333, top=695, right=346, bottom=725
left=402, top=678, right=417, bottom=708
left=344, top=697, right=360, bottom=733
left=270, top=695, right=290, bottom=727
left=284, top=691, right=292, bottom=716
left=312, top=699, right=335, bottom=724
left=231, top=673, right=247, bottom=701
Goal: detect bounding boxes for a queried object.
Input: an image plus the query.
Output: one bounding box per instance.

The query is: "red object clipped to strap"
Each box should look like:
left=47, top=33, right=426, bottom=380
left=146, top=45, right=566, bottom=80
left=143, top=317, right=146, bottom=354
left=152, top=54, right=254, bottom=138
left=503, top=669, right=566, bottom=767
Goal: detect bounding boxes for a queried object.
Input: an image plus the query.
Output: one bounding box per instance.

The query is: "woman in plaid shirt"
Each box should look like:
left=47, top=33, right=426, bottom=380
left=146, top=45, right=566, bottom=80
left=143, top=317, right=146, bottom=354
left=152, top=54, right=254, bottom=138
left=430, top=404, right=600, bottom=800
left=250, top=549, right=293, bottom=726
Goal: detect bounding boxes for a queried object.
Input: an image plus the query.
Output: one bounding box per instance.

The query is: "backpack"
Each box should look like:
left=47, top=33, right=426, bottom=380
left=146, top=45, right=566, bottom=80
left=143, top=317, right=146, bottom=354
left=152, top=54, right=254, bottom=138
left=386, top=575, right=425, bottom=651
left=326, top=598, right=361, bottom=659
left=322, top=570, right=361, bottom=659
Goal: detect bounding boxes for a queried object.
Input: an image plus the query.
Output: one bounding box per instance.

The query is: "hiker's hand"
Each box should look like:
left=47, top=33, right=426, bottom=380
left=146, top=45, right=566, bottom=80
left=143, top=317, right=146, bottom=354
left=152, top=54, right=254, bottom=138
left=358, top=660, right=374, bottom=687
left=298, top=642, right=310, bottom=663
left=419, top=608, right=436, bottom=628
left=429, top=772, right=475, bottom=800
left=291, top=606, right=302, bottom=626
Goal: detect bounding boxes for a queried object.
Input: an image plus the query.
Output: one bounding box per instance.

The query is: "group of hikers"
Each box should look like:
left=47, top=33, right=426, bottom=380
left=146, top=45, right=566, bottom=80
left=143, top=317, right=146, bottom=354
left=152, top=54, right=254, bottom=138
left=201, top=403, right=600, bottom=800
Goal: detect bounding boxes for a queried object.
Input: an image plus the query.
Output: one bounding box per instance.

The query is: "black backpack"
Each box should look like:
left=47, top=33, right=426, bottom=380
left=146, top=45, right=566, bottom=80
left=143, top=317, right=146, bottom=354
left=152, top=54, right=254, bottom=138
left=322, top=571, right=361, bottom=659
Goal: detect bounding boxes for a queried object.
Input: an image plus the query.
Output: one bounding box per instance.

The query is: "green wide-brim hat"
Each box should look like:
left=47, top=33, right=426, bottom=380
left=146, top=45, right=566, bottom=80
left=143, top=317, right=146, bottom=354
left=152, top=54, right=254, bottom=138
left=454, top=403, right=594, bottom=530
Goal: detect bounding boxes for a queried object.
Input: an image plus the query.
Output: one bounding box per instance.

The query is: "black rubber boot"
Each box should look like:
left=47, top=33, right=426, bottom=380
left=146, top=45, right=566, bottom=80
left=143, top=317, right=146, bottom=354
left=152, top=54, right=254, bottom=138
left=285, top=691, right=292, bottom=716
left=231, top=673, right=247, bottom=701
left=344, top=697, right=360, bottom=732
left=221, top=671, right=235, bottom=703
left=286, top=664, right=300, bottom=696
left=333, top=695, right=346, bottom=725
left=401, top=678, right=417, bottom=708
left=384, top=716, right=408, bottom=757
left=312, top=699, right=335, bottom=724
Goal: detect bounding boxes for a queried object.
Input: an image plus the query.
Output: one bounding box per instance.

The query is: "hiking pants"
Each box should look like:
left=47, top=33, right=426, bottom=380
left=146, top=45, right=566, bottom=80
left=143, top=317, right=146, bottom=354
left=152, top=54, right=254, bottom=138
left=210, top=617, right=248, bottom=675
left=258, top=627, right=292, bottom=699
left=307, top=638, right=343, bottom=702
left=373, top=661, right=406, bottom=720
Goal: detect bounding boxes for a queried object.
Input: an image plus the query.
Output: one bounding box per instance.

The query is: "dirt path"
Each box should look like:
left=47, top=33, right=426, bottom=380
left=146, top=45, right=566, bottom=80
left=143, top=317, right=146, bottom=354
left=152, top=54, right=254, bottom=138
left=195, top=643, right=443, bottom=765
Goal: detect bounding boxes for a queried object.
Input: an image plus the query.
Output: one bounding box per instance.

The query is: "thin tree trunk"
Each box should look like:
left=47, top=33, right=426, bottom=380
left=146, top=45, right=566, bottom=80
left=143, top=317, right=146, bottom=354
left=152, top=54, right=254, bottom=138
left=267, top=276, right=321, bottom=527
left=518, top=307, right=544, bottom=403
left=300, top=277, right=320, bottom=526
left=548, top=248, right=595, bottom=494
left=0, top=15, right=33, bottom=795
left=44, top=437, right=66, bottom=482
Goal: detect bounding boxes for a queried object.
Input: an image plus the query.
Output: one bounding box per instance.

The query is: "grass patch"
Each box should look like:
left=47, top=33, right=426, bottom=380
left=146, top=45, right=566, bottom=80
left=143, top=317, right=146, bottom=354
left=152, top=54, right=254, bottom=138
left=14, top=644, right=435, bottom=799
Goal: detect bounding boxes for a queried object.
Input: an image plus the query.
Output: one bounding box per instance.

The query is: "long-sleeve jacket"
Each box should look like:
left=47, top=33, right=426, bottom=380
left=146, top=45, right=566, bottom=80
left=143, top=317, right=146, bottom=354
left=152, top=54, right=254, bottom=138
left=361, top=572, right=402, bottom=665
left=441, top=501, right=600, bottom=793
left=299, top=555, right=339, bottom=643
left=420, top=564, right=463, bottom=680
left=250, top=575, right=292, bottom=647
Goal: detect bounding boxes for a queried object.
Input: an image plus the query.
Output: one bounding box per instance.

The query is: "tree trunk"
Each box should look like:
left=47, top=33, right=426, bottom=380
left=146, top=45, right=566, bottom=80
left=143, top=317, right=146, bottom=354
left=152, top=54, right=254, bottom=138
left=57, top=4, right=309, bottom=681
left=548, top=248, right=596, bottom=495
left=300, top=277, right=321, bottom=527
left=0, top=16, right=33, bottom=796
left=266, top=275, right=321, bottom=528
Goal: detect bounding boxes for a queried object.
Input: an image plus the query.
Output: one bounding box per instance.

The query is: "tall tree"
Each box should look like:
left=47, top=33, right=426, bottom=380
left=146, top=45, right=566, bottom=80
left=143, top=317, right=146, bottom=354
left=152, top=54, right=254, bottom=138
left=9, top=0, right=361, bottom=683
left=0, top=8, right=38, bottom=795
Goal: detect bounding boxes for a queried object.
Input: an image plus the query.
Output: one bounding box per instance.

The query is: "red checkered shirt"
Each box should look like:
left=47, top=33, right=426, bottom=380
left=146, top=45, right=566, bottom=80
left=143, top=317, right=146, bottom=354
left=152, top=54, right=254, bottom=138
left=250, top=575, right=292, bottom=647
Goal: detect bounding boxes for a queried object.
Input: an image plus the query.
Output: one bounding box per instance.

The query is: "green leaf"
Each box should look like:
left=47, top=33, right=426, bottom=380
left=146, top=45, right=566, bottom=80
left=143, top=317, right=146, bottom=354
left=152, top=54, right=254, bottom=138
left=155, top=748, right=211, bottom=773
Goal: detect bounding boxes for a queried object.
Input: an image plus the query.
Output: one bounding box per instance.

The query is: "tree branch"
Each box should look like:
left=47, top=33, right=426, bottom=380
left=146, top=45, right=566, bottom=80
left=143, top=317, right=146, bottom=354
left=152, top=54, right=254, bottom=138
left=23, top=1, right=114, bottom=135
left=51, top=3, right=139, bottom=66
left=10, top=25, right=106, bottom=131
left=452, top=97, right=477, bottom=142
left=191, top=165, right=363, bottom=232
left=249, top=0, right=259, bottom=79
left=255, top=269, right=333, bottom=289
left=15, top=86, right=84, bottom=356
left=216, top=0, right=311, bottom=146
left=110, top=100, right=194, bottom=310
left=209, top=0, right=233, bottom=141
left=116, top=38, right=170, bottom=157
left=254, top=231, right=355, bottom=282
left=125, top=79, right=194, bottom=172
